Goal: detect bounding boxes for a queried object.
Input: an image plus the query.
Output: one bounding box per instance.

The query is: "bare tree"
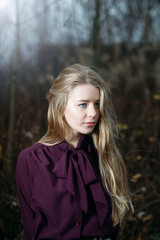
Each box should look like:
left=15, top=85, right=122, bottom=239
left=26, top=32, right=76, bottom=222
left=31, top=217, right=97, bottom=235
left=92, top=0, right=102, bottom=66
left=5, top=0, right=20, bottom=167
left=114, top=0, right=160, bottom=44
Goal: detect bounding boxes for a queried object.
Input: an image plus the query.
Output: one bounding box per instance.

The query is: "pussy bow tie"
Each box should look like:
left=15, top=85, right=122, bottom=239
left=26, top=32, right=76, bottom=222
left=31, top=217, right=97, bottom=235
left=53, top=145, right=110, bottom=229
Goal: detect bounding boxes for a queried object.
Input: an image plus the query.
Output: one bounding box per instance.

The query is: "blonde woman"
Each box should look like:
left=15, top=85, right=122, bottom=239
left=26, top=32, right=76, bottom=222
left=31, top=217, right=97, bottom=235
left=16, top=64, right=132, bottom=240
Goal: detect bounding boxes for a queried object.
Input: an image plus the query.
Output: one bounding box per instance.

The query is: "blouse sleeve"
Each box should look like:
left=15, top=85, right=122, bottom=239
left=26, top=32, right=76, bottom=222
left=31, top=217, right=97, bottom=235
left=15, top=150, right=35, bottom=240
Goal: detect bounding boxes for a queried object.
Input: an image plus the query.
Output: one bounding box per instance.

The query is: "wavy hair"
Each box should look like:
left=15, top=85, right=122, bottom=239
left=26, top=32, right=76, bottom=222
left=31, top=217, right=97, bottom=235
left=39, top=63, right=133, bottom=225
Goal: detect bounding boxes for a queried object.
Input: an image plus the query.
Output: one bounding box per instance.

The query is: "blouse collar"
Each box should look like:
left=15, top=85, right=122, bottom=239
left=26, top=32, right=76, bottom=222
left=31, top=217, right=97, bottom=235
left=63, top=134, right=91, bottom=151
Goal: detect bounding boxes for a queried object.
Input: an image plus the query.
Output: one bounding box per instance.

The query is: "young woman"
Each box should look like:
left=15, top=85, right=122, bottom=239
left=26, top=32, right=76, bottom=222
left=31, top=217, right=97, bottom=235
left=16, top=64, right=133, bottom=240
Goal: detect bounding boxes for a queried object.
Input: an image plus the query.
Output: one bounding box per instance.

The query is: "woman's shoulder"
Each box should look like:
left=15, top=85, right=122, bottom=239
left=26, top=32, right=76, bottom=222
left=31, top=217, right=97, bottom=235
left=17, top=141, right=63, bottom=166
left=18, top=143, right=43, bottom=156
left=17, top=142, right=48, bottom=164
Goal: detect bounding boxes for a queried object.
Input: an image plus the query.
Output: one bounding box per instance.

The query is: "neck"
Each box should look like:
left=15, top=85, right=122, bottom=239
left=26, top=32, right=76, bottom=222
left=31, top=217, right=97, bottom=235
left=65, top=133, right=82, bottom=148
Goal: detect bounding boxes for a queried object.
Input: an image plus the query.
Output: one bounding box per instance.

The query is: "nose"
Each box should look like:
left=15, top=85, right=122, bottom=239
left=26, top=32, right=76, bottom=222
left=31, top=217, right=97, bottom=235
left=87, top=104, right=97, bottom=118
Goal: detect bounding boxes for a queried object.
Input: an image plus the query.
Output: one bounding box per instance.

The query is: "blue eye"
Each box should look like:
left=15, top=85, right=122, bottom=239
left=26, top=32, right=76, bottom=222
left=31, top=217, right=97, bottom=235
left=79, top=103, right=87, bottom=108
left=95, top=102, right=100, bottom=107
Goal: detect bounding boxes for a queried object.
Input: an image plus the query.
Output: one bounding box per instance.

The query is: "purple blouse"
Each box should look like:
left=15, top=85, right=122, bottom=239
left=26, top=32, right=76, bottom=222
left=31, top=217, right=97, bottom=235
left=15, top=134, right=119, bottom=240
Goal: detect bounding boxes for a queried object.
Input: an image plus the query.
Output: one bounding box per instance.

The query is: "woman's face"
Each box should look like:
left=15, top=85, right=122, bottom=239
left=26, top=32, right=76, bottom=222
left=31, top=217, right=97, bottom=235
left=64, top=84, right=100, bottom=144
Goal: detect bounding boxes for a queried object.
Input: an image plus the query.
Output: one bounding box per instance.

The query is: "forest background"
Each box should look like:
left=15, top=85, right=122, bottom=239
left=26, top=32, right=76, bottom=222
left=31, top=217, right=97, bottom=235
left=0, top=0, right=160, bottom=239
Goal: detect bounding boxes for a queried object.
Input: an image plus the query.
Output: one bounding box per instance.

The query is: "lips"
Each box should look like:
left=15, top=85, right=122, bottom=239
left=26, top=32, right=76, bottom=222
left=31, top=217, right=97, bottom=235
left=85, top=122, right=95, bottom=126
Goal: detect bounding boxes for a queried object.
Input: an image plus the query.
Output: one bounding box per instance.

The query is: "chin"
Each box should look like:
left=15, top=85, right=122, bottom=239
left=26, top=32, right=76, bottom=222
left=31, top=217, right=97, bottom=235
left=81, top=129, right=94, bottom=135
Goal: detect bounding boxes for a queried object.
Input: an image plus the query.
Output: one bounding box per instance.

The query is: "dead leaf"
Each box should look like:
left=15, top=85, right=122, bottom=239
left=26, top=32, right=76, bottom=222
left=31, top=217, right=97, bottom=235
left=137, top=211, right=146, bottom=220
left=142, top=214, right=153, bottom=222
left=153, top=94, right=160, bottom=100
left=131, top=173, right=142, bottom=182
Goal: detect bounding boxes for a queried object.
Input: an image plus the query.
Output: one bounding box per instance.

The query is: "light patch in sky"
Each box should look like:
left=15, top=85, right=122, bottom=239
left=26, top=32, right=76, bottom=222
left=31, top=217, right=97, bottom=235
left=0, top=0, right=11, bottom=11
left=0, top=0, right=15, bottom=21
left=0, top=0, right=7, bottom=8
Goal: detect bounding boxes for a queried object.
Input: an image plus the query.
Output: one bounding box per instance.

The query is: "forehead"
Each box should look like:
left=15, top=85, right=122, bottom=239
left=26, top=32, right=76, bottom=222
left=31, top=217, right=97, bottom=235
left=68, top=84, right=100, bottom=100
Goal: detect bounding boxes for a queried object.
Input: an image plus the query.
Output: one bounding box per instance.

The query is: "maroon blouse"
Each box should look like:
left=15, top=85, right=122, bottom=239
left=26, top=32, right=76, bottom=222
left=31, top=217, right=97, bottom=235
left=15, top=134, right=119, bottom=240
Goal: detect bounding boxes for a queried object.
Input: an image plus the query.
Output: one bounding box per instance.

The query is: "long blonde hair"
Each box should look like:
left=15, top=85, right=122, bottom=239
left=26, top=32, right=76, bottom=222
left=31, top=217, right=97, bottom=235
left=39, top=63, right=133, bottom=225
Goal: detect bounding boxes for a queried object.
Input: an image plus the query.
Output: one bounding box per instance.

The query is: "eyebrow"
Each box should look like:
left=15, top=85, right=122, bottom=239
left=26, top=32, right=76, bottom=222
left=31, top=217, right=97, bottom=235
left=76, top=99, right=100, bottom=102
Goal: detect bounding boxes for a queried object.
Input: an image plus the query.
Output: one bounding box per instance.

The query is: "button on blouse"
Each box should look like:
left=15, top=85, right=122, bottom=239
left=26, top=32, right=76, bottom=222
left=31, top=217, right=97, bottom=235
left=75, top=221, right=80, bottom=227
left=15, top=134, right=119, bottom=240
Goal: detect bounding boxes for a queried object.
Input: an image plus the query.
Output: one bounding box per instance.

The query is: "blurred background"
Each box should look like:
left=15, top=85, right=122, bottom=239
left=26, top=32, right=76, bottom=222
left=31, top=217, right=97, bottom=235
left=0, top=0, right=160, bottom=239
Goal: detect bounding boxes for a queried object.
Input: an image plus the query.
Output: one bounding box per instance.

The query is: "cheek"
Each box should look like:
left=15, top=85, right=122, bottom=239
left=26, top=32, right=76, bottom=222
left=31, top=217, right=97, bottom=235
left=64, top=106, right=79, bottom=123
left=72, top=110, right=85, bottom=121
left=66, top=106, right=76, bottom=117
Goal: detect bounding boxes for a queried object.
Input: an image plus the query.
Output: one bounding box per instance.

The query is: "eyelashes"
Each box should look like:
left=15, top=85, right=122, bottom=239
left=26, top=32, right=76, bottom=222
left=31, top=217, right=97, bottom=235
left=95, top=102, right=100, bottom=107
left=79, top=102, right=100, bottom=108
left=79, top=103, right=87, bottom=108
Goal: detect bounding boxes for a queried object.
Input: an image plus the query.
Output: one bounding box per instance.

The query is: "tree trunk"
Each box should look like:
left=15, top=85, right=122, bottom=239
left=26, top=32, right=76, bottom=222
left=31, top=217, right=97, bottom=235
left=92, top=0, right=101, bottom=67
left=5, top=0, right=20, bottom=170
left=143, top=0, right=152, bottom=45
